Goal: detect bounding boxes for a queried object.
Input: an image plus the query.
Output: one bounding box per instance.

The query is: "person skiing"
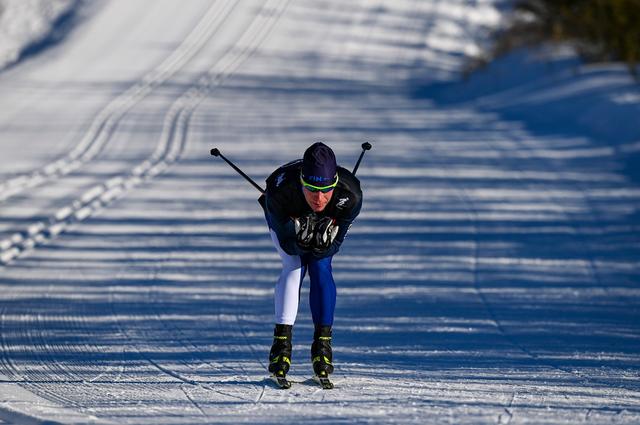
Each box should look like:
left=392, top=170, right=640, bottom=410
left=260, top=142, right=363, bottom=387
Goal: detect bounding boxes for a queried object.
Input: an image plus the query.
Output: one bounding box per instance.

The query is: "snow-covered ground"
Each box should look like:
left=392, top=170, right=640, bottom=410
left=0, top=1, right=639, bottom=423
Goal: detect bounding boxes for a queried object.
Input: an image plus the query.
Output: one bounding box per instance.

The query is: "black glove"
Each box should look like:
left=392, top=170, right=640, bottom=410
left=294, top=214, right=318, bottom=250
left=312, top=216, right=338, bottom=254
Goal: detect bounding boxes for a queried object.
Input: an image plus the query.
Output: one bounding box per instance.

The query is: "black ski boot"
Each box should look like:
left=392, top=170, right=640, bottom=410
left=268, top=324, right=292, bottom=378
left=311, top=325, right=334, bottom=377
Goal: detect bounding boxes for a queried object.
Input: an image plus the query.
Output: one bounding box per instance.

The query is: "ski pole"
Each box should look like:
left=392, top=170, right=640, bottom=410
left=352, top=142, right=372, bottom=176
left=210, top=148, right=265, bottom=194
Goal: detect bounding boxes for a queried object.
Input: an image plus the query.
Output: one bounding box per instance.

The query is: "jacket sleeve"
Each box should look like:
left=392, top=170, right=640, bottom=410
left=312, top=193, right=362, bottom=259
left=265, top=194, right=307, bottom=256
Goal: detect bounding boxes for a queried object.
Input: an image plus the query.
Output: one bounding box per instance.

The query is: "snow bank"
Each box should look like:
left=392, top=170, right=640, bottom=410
left=419, top=46, right=640, bottom=180
left=421, top=0, right=503, bottom=58
left=0, top=0, right=76, bottom=71
left=429, top=48, right=640, bottom=139
left=411, top=0, right=640, bottom=182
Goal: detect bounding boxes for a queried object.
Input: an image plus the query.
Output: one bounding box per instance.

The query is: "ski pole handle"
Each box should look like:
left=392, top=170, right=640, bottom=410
left=352, top=142, right=372, bottom=176
left=210, top=148, right=265, bottom=194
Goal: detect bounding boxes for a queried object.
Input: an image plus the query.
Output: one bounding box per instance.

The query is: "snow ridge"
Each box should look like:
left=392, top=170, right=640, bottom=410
left=0, top=0, right=76, bottom=71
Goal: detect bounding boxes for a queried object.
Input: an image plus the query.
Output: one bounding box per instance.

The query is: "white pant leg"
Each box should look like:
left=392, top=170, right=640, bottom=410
left=269, top=230, right=304, bottom=325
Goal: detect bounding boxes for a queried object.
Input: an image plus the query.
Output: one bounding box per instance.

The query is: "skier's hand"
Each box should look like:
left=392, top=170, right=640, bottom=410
left=312, top=216, right=338, bottom=253
left=294, top=213, right=318, bottom=250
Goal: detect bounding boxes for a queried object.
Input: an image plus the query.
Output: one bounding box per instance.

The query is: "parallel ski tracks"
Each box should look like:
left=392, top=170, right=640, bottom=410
left=0, top=0, right=289, bottom=266
left=0, top=0, right=289, bottom=417
left=0, top=0, right=239, bottom=264
left=0, top=0, right=236, bottom=204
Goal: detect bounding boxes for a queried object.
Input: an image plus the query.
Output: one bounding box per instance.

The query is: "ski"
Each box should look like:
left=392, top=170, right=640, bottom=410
left=313, top=374, right=334, bottom=390
left=270, top=374, right=292, bottom=389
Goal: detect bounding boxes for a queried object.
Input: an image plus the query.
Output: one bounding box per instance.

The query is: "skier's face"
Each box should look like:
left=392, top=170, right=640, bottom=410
left=303, top=186, right=334, bottom=212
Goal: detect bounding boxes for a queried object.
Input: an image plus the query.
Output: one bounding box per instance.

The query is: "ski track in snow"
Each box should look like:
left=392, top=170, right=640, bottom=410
left=0, top=0, right=238, bottom=261
left=0, top=0, right=234, bottom=203
left=1, top=0, right=639, bottom=423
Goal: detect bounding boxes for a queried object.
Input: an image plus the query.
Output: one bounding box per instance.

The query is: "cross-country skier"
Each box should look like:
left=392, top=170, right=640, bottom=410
left=261, top=142, right=363, bottom=387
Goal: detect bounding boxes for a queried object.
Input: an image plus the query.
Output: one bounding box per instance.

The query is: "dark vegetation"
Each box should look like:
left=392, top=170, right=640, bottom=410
left=474, top=0, right=640, bottom=78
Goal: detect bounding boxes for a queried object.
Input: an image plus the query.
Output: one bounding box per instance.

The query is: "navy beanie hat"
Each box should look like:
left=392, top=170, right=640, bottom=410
left=301, top=142, right=337, bottom=186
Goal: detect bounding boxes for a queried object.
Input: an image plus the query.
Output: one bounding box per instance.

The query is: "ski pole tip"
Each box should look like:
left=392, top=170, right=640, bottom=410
left=210, top=148, right=220, bottom=157
left=362, top=142, right=372, bottom=150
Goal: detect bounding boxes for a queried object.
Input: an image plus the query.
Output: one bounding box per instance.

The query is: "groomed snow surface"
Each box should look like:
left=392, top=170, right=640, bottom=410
left=0, top=0, right=639, bottom=423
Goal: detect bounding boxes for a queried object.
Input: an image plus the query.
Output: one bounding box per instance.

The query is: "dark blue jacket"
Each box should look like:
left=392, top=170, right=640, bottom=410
left=260, top=160, right=362, bottom=258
